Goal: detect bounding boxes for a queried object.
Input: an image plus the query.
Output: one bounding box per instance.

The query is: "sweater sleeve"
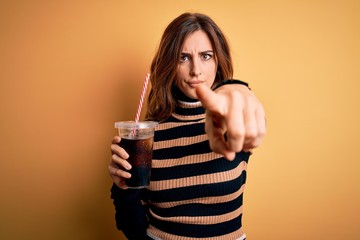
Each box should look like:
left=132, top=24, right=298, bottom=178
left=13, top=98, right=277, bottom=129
left=212, top=79, right=250, bottom=90
left=110, top=183, right=149, bottom=240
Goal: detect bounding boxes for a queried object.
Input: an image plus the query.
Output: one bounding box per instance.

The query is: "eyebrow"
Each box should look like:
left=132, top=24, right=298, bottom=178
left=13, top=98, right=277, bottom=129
left=180, top=50, right=214, bottom=55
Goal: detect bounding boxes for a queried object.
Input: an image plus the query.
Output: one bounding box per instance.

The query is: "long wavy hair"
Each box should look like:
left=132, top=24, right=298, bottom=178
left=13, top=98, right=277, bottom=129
left=146, top=12, right=233, bottom=122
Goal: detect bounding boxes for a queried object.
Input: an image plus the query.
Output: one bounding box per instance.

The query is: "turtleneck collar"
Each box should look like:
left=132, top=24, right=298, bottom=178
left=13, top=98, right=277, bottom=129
left=171, top=87, right=205, bottom=121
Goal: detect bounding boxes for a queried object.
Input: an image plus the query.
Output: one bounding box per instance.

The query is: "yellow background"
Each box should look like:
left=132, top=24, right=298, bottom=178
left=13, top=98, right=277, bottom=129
left=1, top=0, right=359, bottom=239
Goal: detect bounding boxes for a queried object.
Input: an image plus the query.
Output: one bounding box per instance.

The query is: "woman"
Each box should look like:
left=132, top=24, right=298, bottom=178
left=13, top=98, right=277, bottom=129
left=109, top=12, right=266, bottom=239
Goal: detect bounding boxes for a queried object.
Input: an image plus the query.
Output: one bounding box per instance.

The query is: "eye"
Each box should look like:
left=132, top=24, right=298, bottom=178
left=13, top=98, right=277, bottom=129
left=180, top=54, right=189, bottom=62
left=201, top=53, right=213, bottom=61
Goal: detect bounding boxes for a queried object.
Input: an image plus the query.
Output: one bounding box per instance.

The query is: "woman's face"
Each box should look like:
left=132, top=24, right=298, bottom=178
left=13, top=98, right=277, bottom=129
left=175, top=30, right=217, bottom=99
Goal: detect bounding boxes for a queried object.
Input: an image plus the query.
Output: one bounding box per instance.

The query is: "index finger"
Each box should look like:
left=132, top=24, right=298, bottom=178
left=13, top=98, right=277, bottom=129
left=112, top=135, right=121, bottom=144
left=195, top=84, right=224, bottom=114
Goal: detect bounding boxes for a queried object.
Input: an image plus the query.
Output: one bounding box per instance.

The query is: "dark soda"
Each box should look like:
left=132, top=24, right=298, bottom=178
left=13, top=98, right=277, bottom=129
left=119, top=136, right=154, bottom=188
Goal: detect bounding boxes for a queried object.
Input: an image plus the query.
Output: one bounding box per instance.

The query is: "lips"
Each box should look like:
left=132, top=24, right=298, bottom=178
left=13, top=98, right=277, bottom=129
left=186, top=81, right=204, bottom=88
left=186, top=81, right=204, bottom=85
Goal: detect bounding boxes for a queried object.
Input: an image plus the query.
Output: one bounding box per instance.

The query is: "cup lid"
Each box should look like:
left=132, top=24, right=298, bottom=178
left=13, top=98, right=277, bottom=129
left=114, top=121, right=158, bottom=129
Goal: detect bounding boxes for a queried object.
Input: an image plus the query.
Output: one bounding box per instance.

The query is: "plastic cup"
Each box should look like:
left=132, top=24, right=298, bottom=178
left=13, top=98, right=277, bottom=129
left=114, top=121, right=158, bottom=189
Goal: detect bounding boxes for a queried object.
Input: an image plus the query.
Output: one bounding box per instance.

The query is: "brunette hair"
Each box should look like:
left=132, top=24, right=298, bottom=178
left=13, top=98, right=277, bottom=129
left=146, top=12, right=233, bottom=122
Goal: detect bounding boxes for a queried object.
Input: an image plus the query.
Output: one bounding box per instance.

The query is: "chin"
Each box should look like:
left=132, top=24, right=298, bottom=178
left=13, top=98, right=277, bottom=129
left=184, top=90, right=198, bottom=100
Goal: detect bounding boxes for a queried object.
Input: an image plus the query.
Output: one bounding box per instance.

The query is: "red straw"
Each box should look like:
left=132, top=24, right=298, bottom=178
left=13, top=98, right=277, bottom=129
left=134, top=73, right=150, bottom=123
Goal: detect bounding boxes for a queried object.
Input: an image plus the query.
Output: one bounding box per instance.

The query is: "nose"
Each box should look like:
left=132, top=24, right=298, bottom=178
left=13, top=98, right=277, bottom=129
left=190, top=58, right=201, bottom=77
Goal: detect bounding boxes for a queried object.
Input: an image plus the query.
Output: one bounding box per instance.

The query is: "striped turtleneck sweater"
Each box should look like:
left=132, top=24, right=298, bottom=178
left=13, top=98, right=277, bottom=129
left=111, top=97, right=250, bottom=240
